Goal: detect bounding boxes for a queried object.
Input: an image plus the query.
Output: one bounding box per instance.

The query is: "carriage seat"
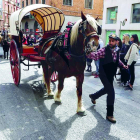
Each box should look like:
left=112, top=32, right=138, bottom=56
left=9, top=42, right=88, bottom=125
left=22, top=44, right=34, bottom=48
left=22, top=44, right=39, bottom=54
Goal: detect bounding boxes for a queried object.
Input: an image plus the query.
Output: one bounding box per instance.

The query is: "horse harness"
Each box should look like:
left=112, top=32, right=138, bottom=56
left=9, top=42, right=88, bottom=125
left=45, top=20, right=101, bottom=67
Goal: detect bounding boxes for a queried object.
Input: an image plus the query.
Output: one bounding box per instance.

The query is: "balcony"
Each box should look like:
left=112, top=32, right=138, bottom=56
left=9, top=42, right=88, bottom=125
left=3, top=10, right=8, bottom=14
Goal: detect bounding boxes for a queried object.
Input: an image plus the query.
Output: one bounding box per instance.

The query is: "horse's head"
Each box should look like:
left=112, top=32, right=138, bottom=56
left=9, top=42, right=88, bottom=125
left=80, top=12, right=102, bottom=53
left=70, top=12, right=102, bottom=54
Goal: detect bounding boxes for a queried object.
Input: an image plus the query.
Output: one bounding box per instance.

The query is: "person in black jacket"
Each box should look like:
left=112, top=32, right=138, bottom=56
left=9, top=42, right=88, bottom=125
left=116, top=37, right=122, bottom=50
left=120, top=34, right=131, bottom=86
left=86, top=34, right=128, bottom=123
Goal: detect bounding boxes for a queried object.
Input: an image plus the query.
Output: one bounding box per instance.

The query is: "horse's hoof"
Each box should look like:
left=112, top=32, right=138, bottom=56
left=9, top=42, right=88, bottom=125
left=55, top=101, right=61, bottom=105
left=47, top=95, right=54, bottom=99
left=77, top=111, right=87, bottom=116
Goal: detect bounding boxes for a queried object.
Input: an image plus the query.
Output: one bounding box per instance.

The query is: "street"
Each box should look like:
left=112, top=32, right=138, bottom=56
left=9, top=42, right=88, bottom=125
left=0, top=49, right=140, bottom=140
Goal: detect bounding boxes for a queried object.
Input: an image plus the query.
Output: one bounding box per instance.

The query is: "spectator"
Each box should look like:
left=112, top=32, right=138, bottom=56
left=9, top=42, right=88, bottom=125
left=26, top=34, right=30, bottom=45
left=124, top=34, right=140, bottom=90
left=99, top=37, right=104, bottom=48
left=86, top=58, right=93, bottom=72
left=37, top=33, right=43, bottom=42
left=33, top=33, right=43, bottom=46
left=22, top=34, right=27, bottom=45
left=92, top=38, right=104, bottom=78
left=116, top=37, right=122, bottom=50
left=120, top=34, right=131, bottom=86
left=115, top=37, right=122, bottom=78
left=1, top=28, right=8, bottom=39
left=29, top=35, right=36, bottom=46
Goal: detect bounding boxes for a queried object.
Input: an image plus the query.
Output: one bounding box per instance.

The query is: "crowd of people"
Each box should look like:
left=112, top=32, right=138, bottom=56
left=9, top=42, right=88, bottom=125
left=22, top=33, right=43, bottom=46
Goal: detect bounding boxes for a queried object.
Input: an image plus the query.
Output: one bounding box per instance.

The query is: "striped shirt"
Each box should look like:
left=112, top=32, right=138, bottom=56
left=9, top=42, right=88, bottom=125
left=87, top=46, right=125, bottom=67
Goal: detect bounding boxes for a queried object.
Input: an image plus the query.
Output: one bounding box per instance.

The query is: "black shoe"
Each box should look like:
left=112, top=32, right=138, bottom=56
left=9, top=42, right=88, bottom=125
left=89, top=94, right=96, bottom=104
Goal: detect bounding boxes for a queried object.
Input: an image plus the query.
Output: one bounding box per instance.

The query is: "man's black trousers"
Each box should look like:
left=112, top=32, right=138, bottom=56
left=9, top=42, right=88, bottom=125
left=92, top=74, right=115, bottom=106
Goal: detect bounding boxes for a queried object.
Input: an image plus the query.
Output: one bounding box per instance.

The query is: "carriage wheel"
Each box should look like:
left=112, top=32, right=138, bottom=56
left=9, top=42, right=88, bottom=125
left=10, top=40, right=21, bottom=86
left=51, top=71, right=58, bottom=82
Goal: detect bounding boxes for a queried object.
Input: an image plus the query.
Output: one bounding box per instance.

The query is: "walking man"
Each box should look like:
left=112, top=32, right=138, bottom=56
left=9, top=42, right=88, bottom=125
left=86, top=34, right=128, bottom=123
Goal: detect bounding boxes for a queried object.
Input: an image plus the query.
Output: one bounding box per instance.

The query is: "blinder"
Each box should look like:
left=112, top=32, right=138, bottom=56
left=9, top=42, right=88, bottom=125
left=78, top=20, right=87, bottom=38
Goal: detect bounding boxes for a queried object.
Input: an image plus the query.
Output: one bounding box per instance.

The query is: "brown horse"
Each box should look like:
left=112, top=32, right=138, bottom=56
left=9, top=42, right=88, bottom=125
left=41, top=12, right=101, bottom=115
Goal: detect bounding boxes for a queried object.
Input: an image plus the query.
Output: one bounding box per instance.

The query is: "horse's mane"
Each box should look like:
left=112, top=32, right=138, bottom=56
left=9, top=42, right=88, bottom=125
left=70, top=15, right=99, bottom=47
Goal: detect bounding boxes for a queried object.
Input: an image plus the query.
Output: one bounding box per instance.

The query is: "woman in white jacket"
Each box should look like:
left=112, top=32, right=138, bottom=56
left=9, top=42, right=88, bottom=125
left=124, top=34, right=140, bottom=90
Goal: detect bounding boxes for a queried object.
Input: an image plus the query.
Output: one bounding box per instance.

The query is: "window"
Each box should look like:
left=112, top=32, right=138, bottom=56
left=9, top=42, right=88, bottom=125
left=30, top=0, right=33, bottom=4
left=42, top=0, right=45, bottom=4
left=0, top=11, right=2, bottom=20
left=26, top=0, right=28, bottom=6
left=36, top=0, right=38, bottom=4
left=22, top=1, right=24, bottom=8
left=85, top=0, right=93, bottom=9
left=132, top=3, right=140, bottom=23
left=63, top=0, right=72, bottom=6
left=106, top=7, right=118, bottom=24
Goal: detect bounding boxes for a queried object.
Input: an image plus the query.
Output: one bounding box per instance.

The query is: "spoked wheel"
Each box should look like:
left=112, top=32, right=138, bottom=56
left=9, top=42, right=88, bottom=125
left=10, top=40, right=21, bottom=86
left=51, top=71, right=58, bottom=82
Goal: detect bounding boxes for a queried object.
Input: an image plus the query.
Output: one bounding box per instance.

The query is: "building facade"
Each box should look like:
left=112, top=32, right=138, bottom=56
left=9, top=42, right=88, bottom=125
left=102, top=0, right=140, bottom=45
left=20, top=0, right=103, bottom=35
left=0, top=0, right=20, bottom=31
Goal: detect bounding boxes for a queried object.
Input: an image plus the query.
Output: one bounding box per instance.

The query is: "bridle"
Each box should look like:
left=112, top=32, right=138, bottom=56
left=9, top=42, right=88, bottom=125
left=78, top=20, right=98, bottom=53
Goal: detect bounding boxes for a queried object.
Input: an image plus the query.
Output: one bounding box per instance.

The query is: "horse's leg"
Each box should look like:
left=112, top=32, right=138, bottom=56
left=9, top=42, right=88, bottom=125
left=42, top=63, right=54, bottom=98
left=54, top=74, right=64, bottom=104
left=76, top=74, right=86, bottom=115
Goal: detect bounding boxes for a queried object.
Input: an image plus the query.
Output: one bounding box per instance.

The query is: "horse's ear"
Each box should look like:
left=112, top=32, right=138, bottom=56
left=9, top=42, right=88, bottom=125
left=97, top=24, right=102, bottom=35
left=81, top=11, right=87, bottom=21
left=95, top=16, right=99, bottom=21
